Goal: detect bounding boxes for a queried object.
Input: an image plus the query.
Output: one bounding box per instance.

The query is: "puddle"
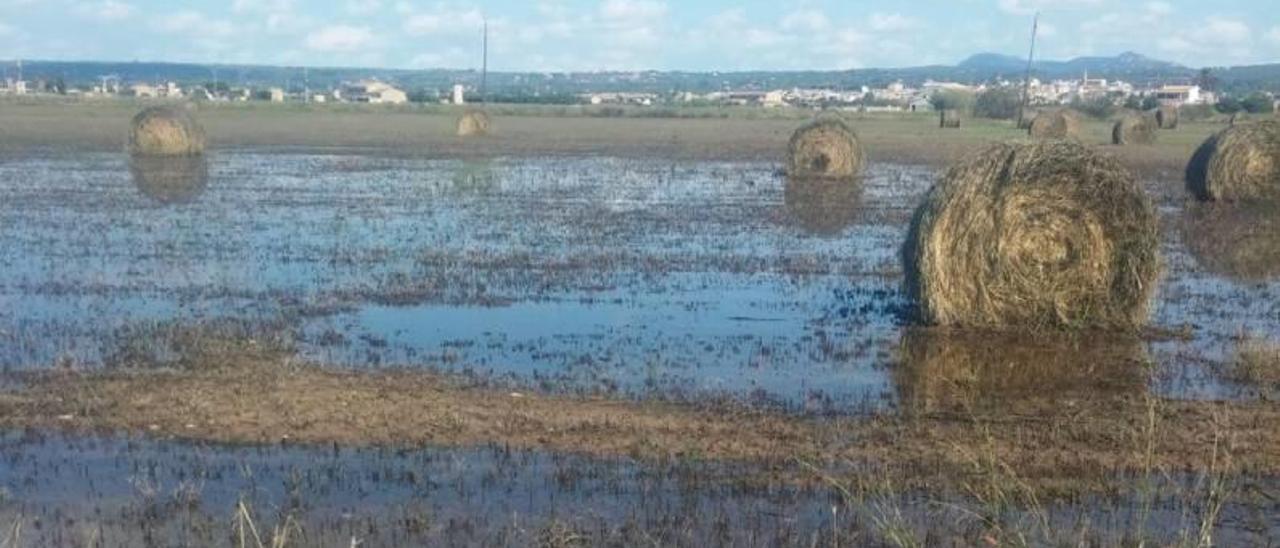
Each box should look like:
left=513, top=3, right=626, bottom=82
left=0, top=152, right=1277, bottom=409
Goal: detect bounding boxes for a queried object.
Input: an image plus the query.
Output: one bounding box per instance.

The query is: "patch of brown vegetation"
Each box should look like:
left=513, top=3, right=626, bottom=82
left=3, top=343, right=1280, bottom=496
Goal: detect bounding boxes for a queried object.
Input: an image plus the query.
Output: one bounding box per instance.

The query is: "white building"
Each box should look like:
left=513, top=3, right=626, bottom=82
left=452, top=84, right=466, bottom=105
left=268, top=88, right=285, bottom=102
left=1153, top=85, right=1204, bottom=106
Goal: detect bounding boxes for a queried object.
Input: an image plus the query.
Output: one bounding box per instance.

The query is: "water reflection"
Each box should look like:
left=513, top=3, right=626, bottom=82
left=894, top=328, right=1150, bottom=413
left=129, top=155, right=210, bottom=205
left=783, top=176, right=862, bottom=235
left=449, top=158, right=497, bottom=194
left=1182, top=202, right=1280, bottom=282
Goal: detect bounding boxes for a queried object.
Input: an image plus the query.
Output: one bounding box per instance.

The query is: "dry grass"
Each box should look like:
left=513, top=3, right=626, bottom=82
left=1113, top=113, right=1157, bottom=145
left=786, top=118, right=864, bottom=178
left=1185, top=120, right=1280, bottom=202
left=1230, top=334, right=1280, bottom=388
left=1157, top=105, right=1180, bottom=130
left=903, top=140, right=1160, bottom=330
left=1028, top=109, right=1081, bottom=140
left=456, top=109, right=492, bottom=137
left=128, top=106, right=206, bottom=156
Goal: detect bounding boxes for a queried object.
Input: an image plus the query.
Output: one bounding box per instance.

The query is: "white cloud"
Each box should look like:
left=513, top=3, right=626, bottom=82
left=998, top=0, right=1101, bottom=15
left=1202, top=17, right=1250, bottom=45
left=153, top=11, right=235, bottom=38
left=868, top=13, right=919, bottom=32
left=780, top=10, right=829, bottom=33
left=1268, top=26, right=1280, bottom=45
left=305, top=24, right=375, bottom=52
left=599, top=0, right=666, bottom=21
left=1144, top=1, right=1172, bottom=16
left=345, top=0, right=381, bottom=16
left=73, top=0, right=134, bottom=22
left=403, top=8, right=485, bottom=36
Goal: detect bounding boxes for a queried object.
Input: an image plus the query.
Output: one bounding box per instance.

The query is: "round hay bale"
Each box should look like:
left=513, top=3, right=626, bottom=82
left=786, top=118, right=864, bottom=179
left=129, top=155, right=210, bottom=205
left=783, top=176, right=863, bottom=236
left=895, top=328, right=1148, bottom=413
left=903, top=140, right=1160, bottom=330
left=1112, top=113, right=1157, bottom=145
left=1155, top=105, right=1179, bottom=129
left=1182, top=202, right=1280, bottom=282
left=456, top=109, right=491, bottom=137
left=939, top=109, right=961, bottom=129
left=128, top=106, right=206, bottom=156
left=1028, top=109, right=1081, bottom=140
left=1186, top=120, right=1280, bottom=202
left=1016, top=108, right=1038, bottom=130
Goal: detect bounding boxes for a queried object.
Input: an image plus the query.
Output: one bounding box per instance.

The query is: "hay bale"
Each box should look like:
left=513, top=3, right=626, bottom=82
left=128, top=106, right=206, bottom=156
left=129, top=155, right=210, bottom=205
left=895, top=328, right=1147, bottom=413
left=1028, top=109, right=1081, bottom=140
left=903, top=140, right=1160, bottom=330
left=456, top=109, right=491, bottom=137
left=1182, top=202, right=1280, bottom=282
left=1186, top=120, right=1280, bottom=202
left=786, top=118, right=864, bottom=178
left=783, top=176, right=862, bottom=235
left=1016, top=108, right=1038, bottom=130
left=1156, top=105, right=1179, bottom=129
left=939, top=109, right=961, bottom=129
left=1112, top=113, right=1157, bottom=145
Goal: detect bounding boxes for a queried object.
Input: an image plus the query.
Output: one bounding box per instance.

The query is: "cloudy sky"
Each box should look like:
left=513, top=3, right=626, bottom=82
left=0, top=0, right=1277, bottom=71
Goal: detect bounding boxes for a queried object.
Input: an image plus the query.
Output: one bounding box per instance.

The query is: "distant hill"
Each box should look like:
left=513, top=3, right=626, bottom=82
left=3, top=52, right=1275, bottom=95
left=959, top=51, right=1188, bottom=80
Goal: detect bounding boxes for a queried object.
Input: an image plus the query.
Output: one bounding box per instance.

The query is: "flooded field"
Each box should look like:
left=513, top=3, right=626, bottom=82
left=0, top=151, right=1275, bottom=408
left=1, top=147, right=1279, bottom=545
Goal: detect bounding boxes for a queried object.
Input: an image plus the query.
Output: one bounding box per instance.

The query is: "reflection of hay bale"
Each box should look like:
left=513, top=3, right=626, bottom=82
left=939, top=110, right=961, bottom=129
left=1028, top=109, right=1081, bottom=140
left=128, top=106, right=206, bottom=156
left=1112, top=114, right=1157, bottom=145
left=895, top=328, right=1148, bottom=413
left=783, top=176, right=863, bottom=235
left=1182, top=202, right=1280, bottom=282
left=1186, top=121, right=1280, bottom=202
left=129, top=155, right=210, bottom=205
left=456, top=110, right=491, bottom=137
left=904, top=140, right=1160, bottom=329
left=787, top=119, right=864, bottom=178
left=1156, top=105, right=1179, bottom=129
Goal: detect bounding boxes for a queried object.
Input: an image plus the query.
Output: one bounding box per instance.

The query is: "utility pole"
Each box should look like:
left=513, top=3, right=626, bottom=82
left=1017, top=12, right=1039, bottom=128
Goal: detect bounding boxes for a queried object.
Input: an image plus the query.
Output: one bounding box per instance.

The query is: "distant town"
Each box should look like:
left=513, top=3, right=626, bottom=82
left=2, top=54, right=1279, bottom=115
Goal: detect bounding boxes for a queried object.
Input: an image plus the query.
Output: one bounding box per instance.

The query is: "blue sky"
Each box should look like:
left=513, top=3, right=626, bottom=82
left=0, top=0, right=1277, bottom=70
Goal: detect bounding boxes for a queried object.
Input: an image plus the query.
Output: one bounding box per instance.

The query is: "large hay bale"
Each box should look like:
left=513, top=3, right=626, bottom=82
left=1182, top=202, right=1280, bottom=282
left=129, top=155, right=210, bottom=205
left=456, top=109, right=491, bottom=137
left=783, top=176, right=862, bottom=236
left=895, top=328, right=1147, bottom=413
left=1186, top=120, right=1280, bottom=202
left=1112, top=113, right=1157, bottom=145
left=903, top=140, right=1160, bottom=330
left=939, top=109, right=961, bottom=129
left=1028, top=109, right=1081, bottom=140
left=1155, top=105, right=1179, bottom=129
left=786, top=119, right=864, bottom=178
left=128, top=106, right=206, bottom=156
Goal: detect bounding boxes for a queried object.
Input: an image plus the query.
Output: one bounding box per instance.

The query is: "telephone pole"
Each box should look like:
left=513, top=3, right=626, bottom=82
left=1017, top=12, right=1039, bottom=128
left=481, top=18, right=488, bottom=106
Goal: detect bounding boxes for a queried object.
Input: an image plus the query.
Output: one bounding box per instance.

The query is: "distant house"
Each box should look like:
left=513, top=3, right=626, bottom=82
left=343, top=80, right=408, bottom=105
left=908, top=97, right=933, bottom=112
left=1154, top=85, right=1203, bottom=106
left=130, top=83, right=159, bottom=98
left=268, top=88, right=285, bottom=102
left=452, top=84, right=466, bottom=105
